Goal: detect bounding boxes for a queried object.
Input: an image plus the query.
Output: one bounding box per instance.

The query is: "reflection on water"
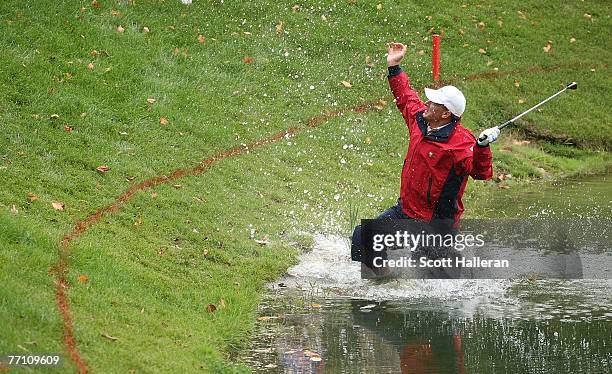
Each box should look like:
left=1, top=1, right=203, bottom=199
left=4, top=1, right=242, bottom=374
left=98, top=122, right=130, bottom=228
left=243, top=175, right=611, bottom=373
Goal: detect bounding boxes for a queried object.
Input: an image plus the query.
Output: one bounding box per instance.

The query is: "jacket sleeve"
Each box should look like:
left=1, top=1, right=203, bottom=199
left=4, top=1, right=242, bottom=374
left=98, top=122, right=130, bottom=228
left=455, top=133, right=493, bottom=180
left=388, top=66, right=426, bottom=135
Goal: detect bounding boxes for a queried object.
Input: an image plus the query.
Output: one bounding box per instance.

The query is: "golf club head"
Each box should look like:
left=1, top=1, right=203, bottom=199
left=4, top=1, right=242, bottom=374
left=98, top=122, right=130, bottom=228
left=566, top=82, right=578, bottom=90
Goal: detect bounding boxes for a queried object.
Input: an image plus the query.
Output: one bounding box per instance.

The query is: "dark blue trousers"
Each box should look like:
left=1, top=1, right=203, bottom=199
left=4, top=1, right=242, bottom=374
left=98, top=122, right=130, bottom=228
left=351, top=199, right=410, bottom=264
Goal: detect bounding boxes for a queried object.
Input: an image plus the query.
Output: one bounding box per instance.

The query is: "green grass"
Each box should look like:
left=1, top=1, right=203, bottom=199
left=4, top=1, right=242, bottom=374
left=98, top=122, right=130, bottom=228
left=1, top=0, right=610, bottom=372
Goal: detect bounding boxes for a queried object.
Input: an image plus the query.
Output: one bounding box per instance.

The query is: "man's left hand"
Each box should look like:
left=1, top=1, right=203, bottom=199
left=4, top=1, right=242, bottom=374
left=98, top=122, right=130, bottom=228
left=477, top=127, right=500, bottom=146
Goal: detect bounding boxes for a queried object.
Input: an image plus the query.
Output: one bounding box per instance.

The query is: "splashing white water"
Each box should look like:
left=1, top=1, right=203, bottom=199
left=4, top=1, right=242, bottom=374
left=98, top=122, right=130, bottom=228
left=284, top=234, right=511, bottom=301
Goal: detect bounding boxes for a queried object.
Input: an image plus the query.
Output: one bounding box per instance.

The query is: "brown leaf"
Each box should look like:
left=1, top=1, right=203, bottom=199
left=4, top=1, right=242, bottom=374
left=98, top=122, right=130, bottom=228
left=111, top=9, right=122, bottom=17
left=291, top=4, right=300, bottom=12
left=583, top=13, right=592, bottom=20
left=242, top=56, right=254, bottom=64
left=64, top=125, right=73, bottom=133
left=87, top=62, right=94, bottom=70
left=133, top=218, right=142, bottom=226
left=146, top=97, right=156, bottom=104
left=50, top=114, right=60, bottom=120
left=569, top=37, right=576, bottom=43
left=52, top=202, right=65, bottom=211
left=77, top=274, right=89, bottom=283
left=90, top=50, right=99, bottom=57
left=206, top=304, right=217, bottom=313
left=518, top=98, right=525, bottom=104
left=341, top=80, right=352, bottom=88
left=151, top=192, right=158, bottom=199
left=197, top=34, right=206, bottom=43
left=513, top=80, right=520, bottom=88
left=477, top=21, right=485, bottom=30
left=275, top=21, right=284, bottom=35
left=143, top=26, right=150, bottom=33
left=101, top=332, right=118, bottom=341
left=27, top=193, right=39, bottom=202
left=96, top=165, right=110, bottom=172
left=160, top=117, right=169, bottom=125
left=374, top=99, right=387, bottom=110
left=257, top=316, right=279, bottom=321
left=91, top=0, right=102, bottom=9
left=517, top=10, right=527, bottom=20
left=116, top=25, right=125, bottom=33
left=543, top=40, right=552, bottom=53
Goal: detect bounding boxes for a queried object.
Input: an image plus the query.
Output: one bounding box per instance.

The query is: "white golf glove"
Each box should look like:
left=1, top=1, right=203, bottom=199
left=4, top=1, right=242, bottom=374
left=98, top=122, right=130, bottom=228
left=477, top=126, right=501, bottom=146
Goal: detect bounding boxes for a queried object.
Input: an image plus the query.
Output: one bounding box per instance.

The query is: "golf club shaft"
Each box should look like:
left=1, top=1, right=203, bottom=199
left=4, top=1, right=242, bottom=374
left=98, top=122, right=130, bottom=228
left=479, top=82, right=577, bottom=142
left=499, top=86, right=571, bottom=129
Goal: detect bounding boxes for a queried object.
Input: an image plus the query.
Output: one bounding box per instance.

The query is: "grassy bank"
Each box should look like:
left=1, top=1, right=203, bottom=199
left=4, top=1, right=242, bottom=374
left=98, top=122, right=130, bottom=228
left=1, top=0, right=610, bottom=372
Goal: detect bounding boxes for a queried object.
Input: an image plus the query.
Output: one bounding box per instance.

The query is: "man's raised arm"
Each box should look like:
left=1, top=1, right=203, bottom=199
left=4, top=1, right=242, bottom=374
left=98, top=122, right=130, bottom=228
left=386, top=43, right=426, bottom=133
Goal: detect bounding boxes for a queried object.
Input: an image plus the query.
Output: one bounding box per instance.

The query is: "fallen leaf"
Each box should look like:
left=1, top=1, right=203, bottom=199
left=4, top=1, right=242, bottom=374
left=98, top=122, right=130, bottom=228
left=77, top=274, right=89, bottom=283
left=219, top=299, right=226, bottom=308
left=458, top=28, right=465, bottom=35
left=101, top=332, right=118, bottom=341
left=341, top=80, right=352, bottom=88
left=569, top=37, right=576, bottom=43
left=206, top=304, right=217, bottom=313
left=497, top=20, right=503, bottom=27
left=96, top=165, right=110, bottom=172
left=50, top=114, right=60, bottom=120
left=374, top=99, right=387, bottom=110
left=417, top=49, right=425, bottom=55
left=291, top=4, right=300, bottom=12
left=160, top=117, right=169, bottom=125
left=583, top=13, right=592, bottom=20
left=242, top=56, right=254, bottom=64
left=90, top=49, right=99, bottom=57
left=133, top=218, right=142, bottom=226
left=146, top=97, right=156, bottom=104
left=52, top=202, right=65, bottom=211
left=478, top=48, right=487, bottom=54
left=173, top=184, right=182, bottom=189
left=321, top=14, right=327, bottom=21
left=243, top=31, right=252, bottom=36
left=514, top=80, right=520, bottom=88
left=310, top=303, right=322, bottom=308
left=125, top=176, right=135, bottom=181
left=87, top=62, right=94, bottom=70
left=518, top=98, right=525, bottom=104
left=116, top=25, right=125, bottom=33
left=111, top=9, right=121, bottom=17
left=27, top=193, right=39, bottom=202
left=91, top=0, right=102, bottom=9
left=254, top=238, right=269, bottom=245
left=143, top=26, right=150, bottom=33
left=275, top=21, right=284, bottom=34
left=257, top=316, right=280, bottom=321
left=64, top=125, right=73, bottom=133
left=10, top=205, right=18, bottom=214
left=376, top=4, right=383, bottom=10
left=151, top=192, right=158, bottom=198
left=197, top=34, right=205, bottom=43
left=477, top=21, right=485, bottom=30
left=517, top=10, right=527, bottom=20
left=543, top=40, right=553, bottom=53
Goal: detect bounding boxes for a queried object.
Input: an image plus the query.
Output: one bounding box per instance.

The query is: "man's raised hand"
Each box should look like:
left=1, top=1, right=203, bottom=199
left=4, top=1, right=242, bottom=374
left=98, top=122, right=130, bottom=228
left=386, top=42, right=406, bottom=67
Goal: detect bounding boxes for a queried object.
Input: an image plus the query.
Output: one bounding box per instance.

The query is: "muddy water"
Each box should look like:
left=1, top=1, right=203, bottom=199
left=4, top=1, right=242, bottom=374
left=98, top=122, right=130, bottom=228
left=242, top=175, right=611, bottom=373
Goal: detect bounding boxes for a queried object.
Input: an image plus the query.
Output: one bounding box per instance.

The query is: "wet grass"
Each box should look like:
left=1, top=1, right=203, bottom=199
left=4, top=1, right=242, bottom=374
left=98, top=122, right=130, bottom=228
left=0, top=0, right=610, bottom=372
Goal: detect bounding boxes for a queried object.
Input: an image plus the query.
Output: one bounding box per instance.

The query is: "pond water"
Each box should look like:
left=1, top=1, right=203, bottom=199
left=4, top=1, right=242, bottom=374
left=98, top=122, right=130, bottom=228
left=242, top=175, right=611, bottom=373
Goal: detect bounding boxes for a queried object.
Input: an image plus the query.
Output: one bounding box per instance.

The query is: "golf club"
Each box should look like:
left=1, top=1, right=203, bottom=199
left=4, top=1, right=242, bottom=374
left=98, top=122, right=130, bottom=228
left=479, top=82, right=578, bottom=143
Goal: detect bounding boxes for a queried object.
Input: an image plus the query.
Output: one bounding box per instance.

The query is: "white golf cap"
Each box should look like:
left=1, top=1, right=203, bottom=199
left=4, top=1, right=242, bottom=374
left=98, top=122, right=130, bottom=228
left=424, top=85, right=466, bottom=117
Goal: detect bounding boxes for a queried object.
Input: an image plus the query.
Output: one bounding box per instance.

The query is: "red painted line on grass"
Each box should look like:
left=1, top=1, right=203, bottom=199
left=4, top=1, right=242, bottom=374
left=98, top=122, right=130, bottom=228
left=52, top=102, right=376, bottom=372
left=52, top=60, right=604, bottom=371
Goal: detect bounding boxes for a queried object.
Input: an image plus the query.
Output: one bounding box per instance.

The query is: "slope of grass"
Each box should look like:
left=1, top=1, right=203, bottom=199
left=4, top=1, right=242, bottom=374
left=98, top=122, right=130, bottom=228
left=1, top=0, right=610, bottom=372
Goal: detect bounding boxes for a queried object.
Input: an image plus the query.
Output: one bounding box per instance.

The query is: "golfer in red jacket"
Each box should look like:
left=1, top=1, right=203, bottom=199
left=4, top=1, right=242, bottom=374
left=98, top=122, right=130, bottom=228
left=351, top=42, right=500, bottom=267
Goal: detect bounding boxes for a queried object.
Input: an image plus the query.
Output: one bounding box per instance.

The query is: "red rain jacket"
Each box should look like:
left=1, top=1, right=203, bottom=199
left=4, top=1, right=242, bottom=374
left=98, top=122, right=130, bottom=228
left=389, top=69, right=493, bottom=224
